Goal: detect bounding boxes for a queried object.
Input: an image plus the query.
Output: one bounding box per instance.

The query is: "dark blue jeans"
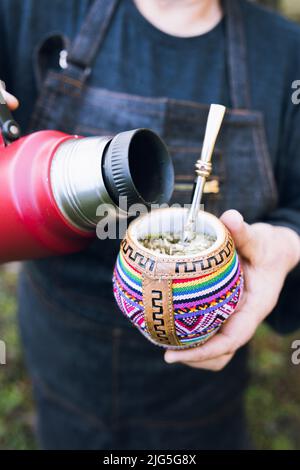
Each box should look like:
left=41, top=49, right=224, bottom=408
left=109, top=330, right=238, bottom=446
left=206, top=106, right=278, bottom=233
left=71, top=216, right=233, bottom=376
left=18, top=266, right=251, bottom=450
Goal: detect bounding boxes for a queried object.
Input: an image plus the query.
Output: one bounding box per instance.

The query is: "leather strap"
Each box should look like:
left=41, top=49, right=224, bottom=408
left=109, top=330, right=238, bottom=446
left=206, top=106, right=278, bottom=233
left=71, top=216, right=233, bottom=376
left=67, top=0, right=121, bottom=76
left=143, top=275, right=181, bottom=347
left=224, top=0, right=251, bottom=109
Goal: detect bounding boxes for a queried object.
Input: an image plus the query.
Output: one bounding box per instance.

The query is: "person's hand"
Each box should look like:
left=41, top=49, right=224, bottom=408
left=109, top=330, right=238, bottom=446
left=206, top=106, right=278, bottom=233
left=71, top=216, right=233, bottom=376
left=0, top=81, right=19, bottom=110
left=164, top=209, right=300, bottom=371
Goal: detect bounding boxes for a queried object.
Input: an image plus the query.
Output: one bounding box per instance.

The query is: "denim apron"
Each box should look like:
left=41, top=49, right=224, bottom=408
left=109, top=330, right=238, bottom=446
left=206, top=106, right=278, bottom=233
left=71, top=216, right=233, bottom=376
left=18, top=0, right=278, bottom=449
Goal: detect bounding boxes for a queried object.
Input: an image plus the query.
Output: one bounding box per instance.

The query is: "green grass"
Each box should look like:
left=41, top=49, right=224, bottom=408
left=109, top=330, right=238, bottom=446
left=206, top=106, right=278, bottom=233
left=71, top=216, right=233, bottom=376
left=0, top=266, right=300, bottom=449
left=0, top=266, right=36, bottom=450
left=246, top=323, right=300, bottom=450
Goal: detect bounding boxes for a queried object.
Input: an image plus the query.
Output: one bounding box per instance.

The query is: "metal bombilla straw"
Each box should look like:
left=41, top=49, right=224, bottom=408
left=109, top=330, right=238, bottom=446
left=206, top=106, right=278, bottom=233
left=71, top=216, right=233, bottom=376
left=182, top=104, right=226, bottom=243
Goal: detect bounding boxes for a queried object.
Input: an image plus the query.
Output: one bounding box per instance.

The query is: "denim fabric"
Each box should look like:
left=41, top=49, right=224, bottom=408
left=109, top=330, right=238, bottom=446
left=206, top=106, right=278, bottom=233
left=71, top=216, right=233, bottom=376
left=13, top=0, right=294, bottom=449
left=18, top=268, right=250, bottom=450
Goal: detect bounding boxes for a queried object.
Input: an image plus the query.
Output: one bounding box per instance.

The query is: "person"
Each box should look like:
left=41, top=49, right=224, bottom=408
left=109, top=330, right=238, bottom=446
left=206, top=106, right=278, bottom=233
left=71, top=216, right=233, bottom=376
left=1, top=0, right=300, bottom=450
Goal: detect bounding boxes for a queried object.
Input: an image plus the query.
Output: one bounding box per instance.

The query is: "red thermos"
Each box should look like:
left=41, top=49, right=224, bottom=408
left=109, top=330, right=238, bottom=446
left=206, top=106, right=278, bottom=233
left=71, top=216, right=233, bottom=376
left=0, top=91, right=174, bottom=263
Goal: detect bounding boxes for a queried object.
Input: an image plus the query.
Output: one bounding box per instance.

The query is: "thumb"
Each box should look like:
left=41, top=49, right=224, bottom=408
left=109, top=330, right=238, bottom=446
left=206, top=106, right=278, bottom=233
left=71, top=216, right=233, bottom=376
left=220, top=209, right=255, bottom=260
left=0, top=82, right=19, bottom=110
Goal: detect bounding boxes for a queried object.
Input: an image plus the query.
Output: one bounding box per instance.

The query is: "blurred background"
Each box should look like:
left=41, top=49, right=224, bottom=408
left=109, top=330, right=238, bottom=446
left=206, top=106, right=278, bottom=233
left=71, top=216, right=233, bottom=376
left=1, top=0, right=300, bottom=450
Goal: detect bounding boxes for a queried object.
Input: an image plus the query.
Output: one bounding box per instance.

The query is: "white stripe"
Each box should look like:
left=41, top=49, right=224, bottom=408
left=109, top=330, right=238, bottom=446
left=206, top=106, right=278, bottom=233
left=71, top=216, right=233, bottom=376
left=117, top=258, right=143, bottom=293
left=173, top=257, right=239, bottom=301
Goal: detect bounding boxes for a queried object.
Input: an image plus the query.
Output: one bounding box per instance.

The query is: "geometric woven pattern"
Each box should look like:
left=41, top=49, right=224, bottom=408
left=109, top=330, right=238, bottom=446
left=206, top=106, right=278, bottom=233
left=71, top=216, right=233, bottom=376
left=113, top=250, right=146, bottom=330
left=113, top=246, right=243, bottom=349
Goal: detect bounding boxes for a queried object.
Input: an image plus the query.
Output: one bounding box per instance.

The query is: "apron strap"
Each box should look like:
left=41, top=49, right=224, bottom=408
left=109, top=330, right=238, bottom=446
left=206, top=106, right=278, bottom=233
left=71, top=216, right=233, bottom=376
left=224, top=0, right=251, bottom=109
left=66, top=0, right=121, bottom=81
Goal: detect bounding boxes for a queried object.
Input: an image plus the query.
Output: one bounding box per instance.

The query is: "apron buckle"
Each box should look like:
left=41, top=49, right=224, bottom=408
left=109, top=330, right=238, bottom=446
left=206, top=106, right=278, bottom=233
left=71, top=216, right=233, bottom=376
left=59, top=50, right=68, bottom=69
left=59, top=50, right=92, bottom=79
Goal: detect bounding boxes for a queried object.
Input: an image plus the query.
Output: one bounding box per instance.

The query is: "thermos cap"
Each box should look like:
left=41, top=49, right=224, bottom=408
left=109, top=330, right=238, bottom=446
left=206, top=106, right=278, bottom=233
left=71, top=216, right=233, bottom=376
left=102, top=128, right=174, bottom=212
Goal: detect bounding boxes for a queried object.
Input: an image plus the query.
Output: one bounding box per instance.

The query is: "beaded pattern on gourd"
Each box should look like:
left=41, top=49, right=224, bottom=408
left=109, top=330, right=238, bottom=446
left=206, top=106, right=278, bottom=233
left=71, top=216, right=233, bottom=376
left=113, top=249, right=243, bottom=348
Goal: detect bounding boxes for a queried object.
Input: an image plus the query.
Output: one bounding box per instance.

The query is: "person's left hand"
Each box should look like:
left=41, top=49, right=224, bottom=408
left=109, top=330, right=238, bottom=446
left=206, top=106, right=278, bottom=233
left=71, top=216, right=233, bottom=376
left=164, top=209, right=300, bottom=371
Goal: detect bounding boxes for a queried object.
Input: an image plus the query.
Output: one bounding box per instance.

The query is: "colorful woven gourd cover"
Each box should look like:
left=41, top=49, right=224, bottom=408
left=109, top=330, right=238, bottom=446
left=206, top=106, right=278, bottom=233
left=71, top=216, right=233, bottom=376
left=113, top=208, right=244, bottom=349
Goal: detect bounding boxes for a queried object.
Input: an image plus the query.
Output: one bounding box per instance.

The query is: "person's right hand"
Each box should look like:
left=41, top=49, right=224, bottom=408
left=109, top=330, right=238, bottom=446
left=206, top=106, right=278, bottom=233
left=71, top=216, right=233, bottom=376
left=0, top=82, right=19, bottom=110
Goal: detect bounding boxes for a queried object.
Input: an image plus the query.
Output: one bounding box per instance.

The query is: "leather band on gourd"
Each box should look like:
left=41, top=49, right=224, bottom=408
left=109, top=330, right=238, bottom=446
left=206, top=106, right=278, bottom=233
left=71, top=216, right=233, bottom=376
left=142, top=274, right=181, bottom=347
left=121, top=232, right=235, bottom=279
